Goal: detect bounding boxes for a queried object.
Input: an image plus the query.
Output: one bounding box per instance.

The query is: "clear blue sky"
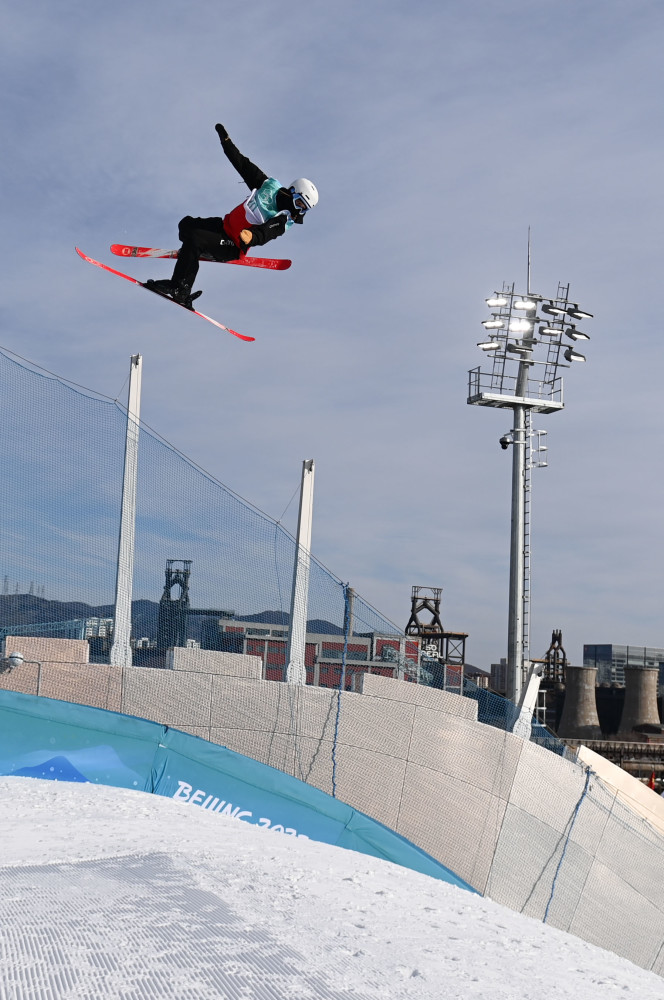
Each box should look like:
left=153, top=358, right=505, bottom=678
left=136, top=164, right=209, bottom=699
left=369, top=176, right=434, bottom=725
left=1, top=0, right=662, bottom=668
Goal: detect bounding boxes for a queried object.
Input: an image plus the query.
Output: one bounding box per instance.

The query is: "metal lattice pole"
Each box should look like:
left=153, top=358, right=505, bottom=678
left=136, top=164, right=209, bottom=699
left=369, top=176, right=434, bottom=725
left=523, top=409, right=532, bottom=666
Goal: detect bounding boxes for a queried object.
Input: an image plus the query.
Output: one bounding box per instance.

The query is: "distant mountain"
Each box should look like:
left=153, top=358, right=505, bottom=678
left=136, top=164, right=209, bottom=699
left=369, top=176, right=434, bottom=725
left=0, top=594, right=159, bottom=639
left=0, top=593, right=113, bottom=629
left=235, top=611, right=344, bottom=634
left=237, top=610, right=290, bottom=626
left=0, top=595, right=346, bottom=639
left=302, top=619, right=346, bottom=636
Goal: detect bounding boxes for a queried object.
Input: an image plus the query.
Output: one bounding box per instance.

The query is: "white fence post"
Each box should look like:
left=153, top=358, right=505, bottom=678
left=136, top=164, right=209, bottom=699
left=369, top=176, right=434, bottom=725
left=285, top=459, right=315, bottom=685
left=110, top=354, right=142, bottom=668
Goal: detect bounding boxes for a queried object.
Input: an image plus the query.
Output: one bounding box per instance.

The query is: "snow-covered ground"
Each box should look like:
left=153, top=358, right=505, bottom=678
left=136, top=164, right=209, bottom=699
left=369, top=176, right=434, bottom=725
left=0, top=777, right=661, bottom=999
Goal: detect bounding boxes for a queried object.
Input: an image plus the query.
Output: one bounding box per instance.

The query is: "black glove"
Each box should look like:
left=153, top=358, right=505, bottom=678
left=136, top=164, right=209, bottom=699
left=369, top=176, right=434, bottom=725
left=215, top=123, right=229, bottom=142
left=249, top=215, right=288, bottom=247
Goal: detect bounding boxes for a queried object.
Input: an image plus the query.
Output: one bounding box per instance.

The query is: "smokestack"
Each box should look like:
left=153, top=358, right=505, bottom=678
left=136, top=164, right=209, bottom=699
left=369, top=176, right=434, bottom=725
left=618, top=667, right=661, bottom=737
left=557, top=664, right=602, bottom=741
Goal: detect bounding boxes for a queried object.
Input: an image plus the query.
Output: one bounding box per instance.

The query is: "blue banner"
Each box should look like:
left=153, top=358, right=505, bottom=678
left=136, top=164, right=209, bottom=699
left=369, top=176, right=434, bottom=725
left=0, top=689, right=474, bottom=891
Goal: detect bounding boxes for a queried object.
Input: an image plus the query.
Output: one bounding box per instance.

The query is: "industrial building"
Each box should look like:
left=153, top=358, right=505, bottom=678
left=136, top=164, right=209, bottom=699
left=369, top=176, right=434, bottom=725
left=583, top=644, right=664, bottom=687
left=204, top=616, right=423, bottom=688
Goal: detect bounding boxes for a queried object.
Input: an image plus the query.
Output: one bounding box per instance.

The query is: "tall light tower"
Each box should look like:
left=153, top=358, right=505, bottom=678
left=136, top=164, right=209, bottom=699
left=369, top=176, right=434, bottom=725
left=467, top=261, right=592, bottom=705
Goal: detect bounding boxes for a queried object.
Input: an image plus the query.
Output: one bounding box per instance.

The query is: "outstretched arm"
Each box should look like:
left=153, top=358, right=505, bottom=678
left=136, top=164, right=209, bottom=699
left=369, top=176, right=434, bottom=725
left=215, top=124, right=267, bottom=190
left=239, top=215, right=288, bottom=248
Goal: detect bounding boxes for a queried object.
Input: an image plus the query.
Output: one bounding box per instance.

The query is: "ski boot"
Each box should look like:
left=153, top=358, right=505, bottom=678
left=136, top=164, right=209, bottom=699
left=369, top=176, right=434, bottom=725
left=145, top=278, right=175, bottom=297
left=172, top=282, right=202, bottom=311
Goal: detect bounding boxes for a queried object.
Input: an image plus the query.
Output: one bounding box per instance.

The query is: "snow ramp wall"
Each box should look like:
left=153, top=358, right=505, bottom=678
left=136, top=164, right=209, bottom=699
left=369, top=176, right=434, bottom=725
left=1, top=653, right=663, bottom=975
left=0, top=687, right=472, bottom=891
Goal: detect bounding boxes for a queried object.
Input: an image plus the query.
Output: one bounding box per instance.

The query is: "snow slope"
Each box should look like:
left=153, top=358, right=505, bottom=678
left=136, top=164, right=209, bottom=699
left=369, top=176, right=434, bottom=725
left=0, top=777, right=661, bottom=1000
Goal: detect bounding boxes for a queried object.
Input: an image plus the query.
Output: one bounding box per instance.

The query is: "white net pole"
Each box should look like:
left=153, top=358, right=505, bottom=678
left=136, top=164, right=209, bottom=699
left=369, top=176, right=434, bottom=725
left=110, top=354, right=142, bottom=668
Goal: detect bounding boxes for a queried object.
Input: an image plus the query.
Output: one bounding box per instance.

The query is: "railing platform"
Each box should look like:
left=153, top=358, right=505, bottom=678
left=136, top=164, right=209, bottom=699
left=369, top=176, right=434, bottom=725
left=467, top=368, right=564, bottom=413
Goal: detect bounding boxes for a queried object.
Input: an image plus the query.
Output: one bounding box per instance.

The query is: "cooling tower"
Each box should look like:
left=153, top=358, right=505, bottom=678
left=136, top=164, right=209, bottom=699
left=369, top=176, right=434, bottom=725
left=557, top=665, right=602, bottom=741
left=618, top=666, right=661, bottom=737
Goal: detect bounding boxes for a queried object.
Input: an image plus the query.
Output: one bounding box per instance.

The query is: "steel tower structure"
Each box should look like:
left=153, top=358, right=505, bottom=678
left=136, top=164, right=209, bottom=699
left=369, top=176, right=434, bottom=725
left=467, top=259, right=592, bottom=706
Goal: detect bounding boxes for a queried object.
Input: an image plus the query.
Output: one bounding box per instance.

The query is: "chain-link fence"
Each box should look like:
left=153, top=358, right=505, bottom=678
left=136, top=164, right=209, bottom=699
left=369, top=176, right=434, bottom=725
left=0, top=347, right=400, bottom=677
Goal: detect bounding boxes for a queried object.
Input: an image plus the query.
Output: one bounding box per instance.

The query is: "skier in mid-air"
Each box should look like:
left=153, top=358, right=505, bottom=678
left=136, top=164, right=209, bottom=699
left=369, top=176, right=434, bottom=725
left=146, top=123, right=319, bottom=310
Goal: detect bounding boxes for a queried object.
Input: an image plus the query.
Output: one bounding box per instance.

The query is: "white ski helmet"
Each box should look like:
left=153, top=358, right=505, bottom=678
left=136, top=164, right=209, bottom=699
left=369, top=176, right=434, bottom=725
left=289, top=178, right=318, bottom=212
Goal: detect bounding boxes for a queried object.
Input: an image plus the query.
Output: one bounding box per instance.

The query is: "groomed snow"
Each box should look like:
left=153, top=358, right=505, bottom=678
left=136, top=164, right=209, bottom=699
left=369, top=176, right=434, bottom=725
left=0, top=777, right=661, bottom=999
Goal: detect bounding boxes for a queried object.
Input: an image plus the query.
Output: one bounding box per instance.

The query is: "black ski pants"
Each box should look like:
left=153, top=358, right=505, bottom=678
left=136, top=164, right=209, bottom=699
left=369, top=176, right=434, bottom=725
left=171, top=216, right=241, bottom=289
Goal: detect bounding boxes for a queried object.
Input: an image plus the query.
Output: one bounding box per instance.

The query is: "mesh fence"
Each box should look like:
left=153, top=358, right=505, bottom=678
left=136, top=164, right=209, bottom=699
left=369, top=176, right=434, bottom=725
left=0, top=351, right=125, bottom=611
left=0, top=347, right=400, bottom=674
left=0, top=344, right=577, bottom=750
left=462, top=677, right=569, bottom=756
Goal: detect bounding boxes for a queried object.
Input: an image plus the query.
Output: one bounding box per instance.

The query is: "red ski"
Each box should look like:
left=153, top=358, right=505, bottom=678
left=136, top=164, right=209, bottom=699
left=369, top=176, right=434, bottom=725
left=75, top=248, right=254, bottom=342
left=110, top=244, right=291, bottom=270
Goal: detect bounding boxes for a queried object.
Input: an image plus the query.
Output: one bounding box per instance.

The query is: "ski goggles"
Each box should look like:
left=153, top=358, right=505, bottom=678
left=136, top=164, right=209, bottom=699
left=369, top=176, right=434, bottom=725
left=290, top=190, right=310, bottom=214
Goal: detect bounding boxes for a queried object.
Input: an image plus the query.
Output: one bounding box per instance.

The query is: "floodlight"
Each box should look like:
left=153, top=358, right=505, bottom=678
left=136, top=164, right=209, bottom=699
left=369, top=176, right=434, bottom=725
left=482, top=319, right=504, bottom=329
left=539, top=326, right=561, bottom=336
left=513, top=299, right=537, bottom=311
left=477, top=341, right=501, bottom=350
left=506, top=343, right=530, bottom=354
left=486, top=296, right=508, bottom=307
left=564, top=346, right=586, bottom=362
left=541, top=303, right=567, bottom=316
left=509, top=318, right=533, bottom=334
left=568, top=306, right=593, bottom=320
left=564, top=326, right=590, bottom=341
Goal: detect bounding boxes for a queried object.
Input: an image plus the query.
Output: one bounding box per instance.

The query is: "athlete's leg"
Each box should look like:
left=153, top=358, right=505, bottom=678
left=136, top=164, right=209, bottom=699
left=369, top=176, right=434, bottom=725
left=171, top=217, right=239, bottom=290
